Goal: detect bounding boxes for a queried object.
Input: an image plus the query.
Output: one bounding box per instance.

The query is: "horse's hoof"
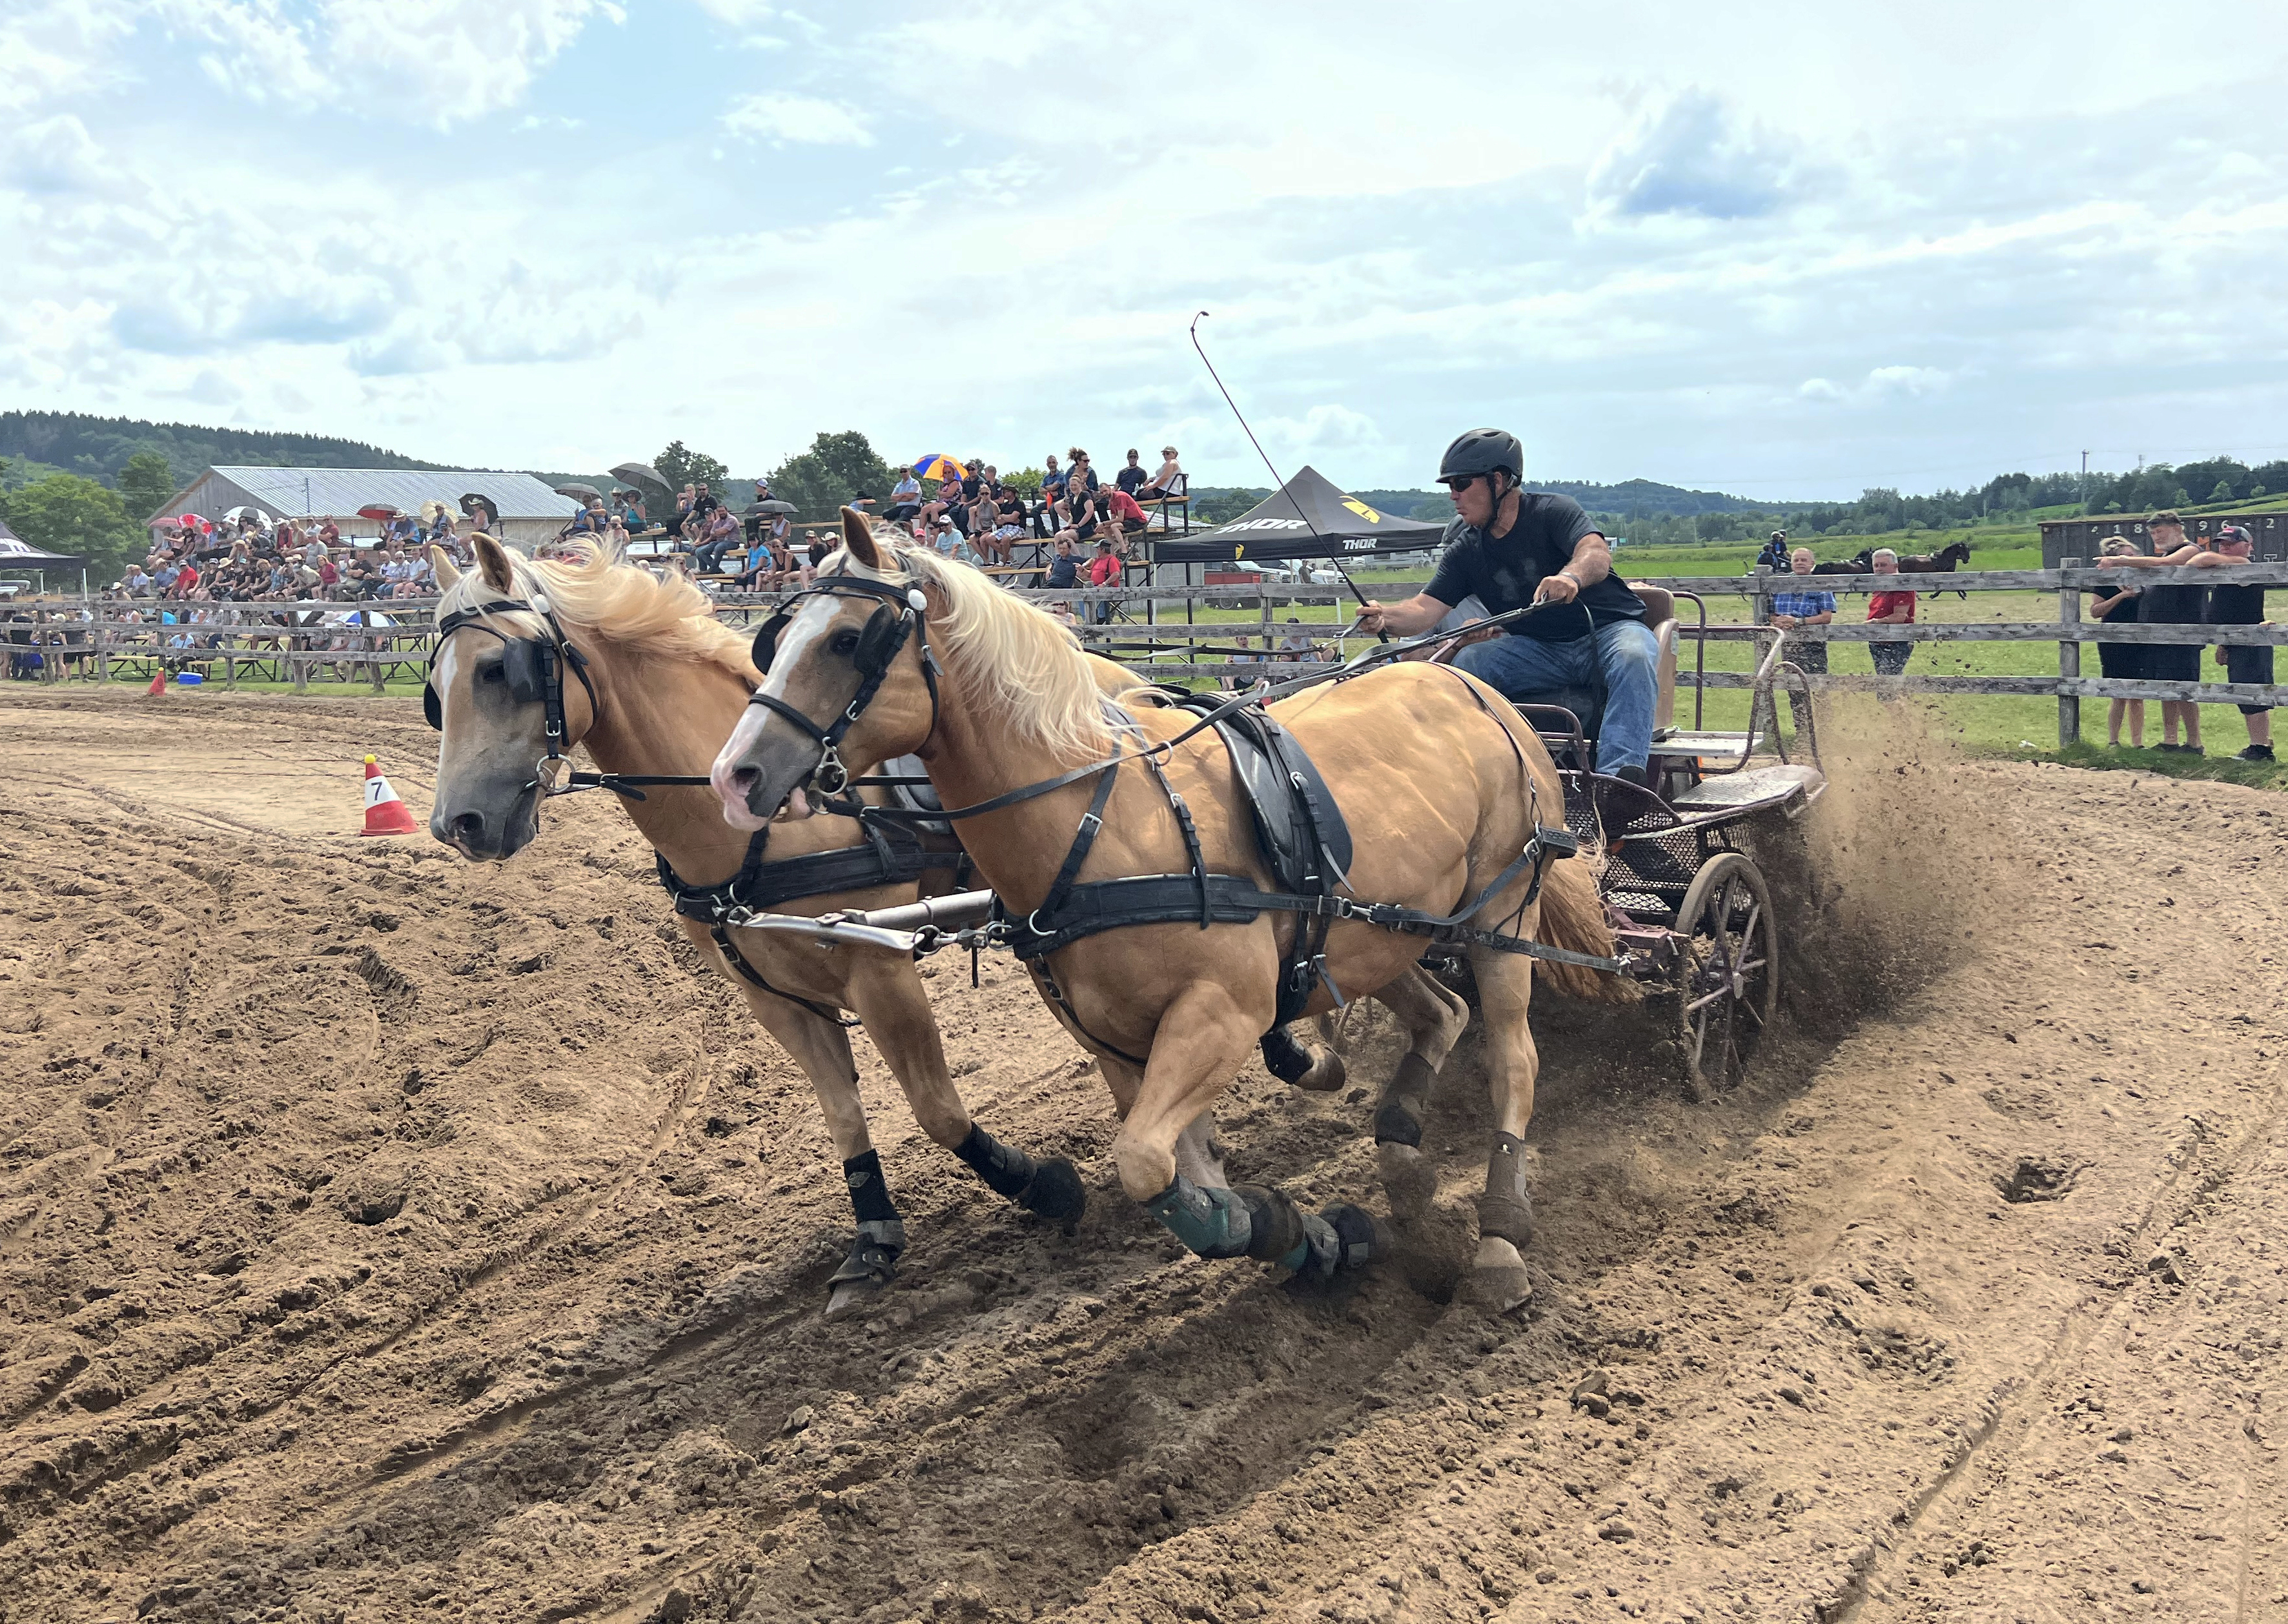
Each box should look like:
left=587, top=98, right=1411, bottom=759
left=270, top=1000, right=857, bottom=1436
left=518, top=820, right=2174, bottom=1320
left=824, top=1275, right=888, bottom=1321
left=1295, top=1048, right=1346, bottom=1093
left=1322, top=1203, right=1387, bottom=1276
left=1463, top=1266, right=1535, bottom=1315
left=1463, top=1236, right=1534, bottom=1314
left=1376, top=1142, right=1438, bottom=1223
left=1020, top=1156, right=1087, bottom=1230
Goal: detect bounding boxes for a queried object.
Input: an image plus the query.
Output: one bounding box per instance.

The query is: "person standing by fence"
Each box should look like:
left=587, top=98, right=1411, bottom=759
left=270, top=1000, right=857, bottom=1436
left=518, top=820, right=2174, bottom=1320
left=1864, top=548, right=1915, bottom=676
left=2100, top=510, right=2205, bottom=753
left=2090, top=534, right=2147, bottom=748
left=2200, top=523, right=2273, bottom=763
left=1769, top=548, right=1835, bottom=731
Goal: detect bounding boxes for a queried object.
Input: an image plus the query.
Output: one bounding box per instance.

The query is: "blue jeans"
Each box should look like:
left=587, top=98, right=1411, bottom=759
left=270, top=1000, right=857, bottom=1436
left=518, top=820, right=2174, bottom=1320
left=1453, top=620, right=1661, bottom=774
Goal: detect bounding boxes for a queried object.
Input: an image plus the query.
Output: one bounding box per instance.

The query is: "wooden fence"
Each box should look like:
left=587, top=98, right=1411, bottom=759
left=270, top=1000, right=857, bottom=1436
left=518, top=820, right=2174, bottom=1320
left=11, top=557, right=2283, bottom=747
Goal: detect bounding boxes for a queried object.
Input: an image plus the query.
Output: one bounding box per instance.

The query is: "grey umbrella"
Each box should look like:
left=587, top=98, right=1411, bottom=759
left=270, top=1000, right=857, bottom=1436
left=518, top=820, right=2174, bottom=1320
left=610, top=462, right=669, bottom=492
left=555, top=482, right=604, bottom=502
left=753, top=499, right=797, bottom=516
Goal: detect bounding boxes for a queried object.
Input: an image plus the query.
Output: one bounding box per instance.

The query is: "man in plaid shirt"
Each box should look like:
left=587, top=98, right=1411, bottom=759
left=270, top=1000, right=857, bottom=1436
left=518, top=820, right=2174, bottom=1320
left=1769, top=548, right=1835, bottom=729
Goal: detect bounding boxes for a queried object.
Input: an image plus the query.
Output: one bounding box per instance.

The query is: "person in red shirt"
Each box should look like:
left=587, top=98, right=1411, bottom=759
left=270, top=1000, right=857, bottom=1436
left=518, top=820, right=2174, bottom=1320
left=1085, top=538, right=1121, bottom=624
left=1865, top=548, right=1915, bottom=676
left=1102, top=483, right=1149, bottom=542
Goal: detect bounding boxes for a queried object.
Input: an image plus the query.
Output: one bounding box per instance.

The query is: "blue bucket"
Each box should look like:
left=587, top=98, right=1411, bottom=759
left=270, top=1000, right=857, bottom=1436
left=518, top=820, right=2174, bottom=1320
left=174, top=672, right=204, bottom=686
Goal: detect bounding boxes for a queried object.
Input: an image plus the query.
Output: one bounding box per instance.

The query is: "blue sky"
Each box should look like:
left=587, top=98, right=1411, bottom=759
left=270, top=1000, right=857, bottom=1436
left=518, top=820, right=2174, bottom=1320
left=3, top=0, right=2285, bottom=498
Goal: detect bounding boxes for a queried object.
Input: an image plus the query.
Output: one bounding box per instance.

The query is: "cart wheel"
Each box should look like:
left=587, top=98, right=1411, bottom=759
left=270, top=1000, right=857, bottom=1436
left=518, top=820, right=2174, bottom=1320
left=1675, top=852, right=1777, bottom=1100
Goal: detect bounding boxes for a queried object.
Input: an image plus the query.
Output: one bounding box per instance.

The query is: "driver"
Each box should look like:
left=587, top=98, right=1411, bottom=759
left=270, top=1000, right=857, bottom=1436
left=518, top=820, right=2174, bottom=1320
left=1360, top=428, right=1659, bottom=785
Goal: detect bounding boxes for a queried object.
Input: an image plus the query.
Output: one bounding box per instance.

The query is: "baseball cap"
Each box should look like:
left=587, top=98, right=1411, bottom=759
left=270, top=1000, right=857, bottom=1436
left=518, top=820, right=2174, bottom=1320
left=2214, top=523, right=2253, bottom=546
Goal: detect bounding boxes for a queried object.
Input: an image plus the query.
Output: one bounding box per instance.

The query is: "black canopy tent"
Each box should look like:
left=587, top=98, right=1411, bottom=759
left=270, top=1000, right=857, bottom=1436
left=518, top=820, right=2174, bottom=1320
left=0, top=528, right=86, bottom=578
left=1151, top=465, right=1445, bottom=563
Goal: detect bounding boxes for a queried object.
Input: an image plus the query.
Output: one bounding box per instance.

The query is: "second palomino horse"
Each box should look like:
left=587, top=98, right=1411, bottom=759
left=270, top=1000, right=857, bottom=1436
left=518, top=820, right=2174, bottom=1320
left=710, top=514, right=1628, bottom=1311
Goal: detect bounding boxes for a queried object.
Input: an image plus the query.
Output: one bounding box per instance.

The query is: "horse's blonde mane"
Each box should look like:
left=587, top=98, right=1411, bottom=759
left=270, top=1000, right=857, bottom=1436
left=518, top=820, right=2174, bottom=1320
left=826, top=533, right=1114, bottom=758
left=442, top=537, right=757, bottom=685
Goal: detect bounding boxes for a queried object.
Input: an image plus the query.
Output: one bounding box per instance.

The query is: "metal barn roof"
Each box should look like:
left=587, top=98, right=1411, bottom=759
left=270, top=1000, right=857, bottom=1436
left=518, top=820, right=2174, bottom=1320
left=194, top=466, right=579, bottom=520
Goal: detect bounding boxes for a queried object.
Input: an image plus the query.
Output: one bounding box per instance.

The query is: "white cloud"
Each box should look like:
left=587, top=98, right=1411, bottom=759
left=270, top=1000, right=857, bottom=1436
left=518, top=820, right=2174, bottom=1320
left=1586, top=88, right=1807, bottom=220
left=720, top=93, right=873, bottom=147
left=0, top=1, right=138, bottom=114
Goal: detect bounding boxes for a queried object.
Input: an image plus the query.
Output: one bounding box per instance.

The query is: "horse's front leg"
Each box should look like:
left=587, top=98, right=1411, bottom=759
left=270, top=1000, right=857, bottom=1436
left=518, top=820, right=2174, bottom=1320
left=1116, top=981, right=1380, bottom=1283
left=704, top=924, right=900, bottom=1319
left=840, top=951, right=1085, bottom=1228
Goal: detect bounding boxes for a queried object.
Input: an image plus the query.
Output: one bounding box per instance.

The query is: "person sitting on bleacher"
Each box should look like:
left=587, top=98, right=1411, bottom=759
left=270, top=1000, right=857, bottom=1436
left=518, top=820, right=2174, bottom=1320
left=1138, top=446, right=1181, bottom=500
left=694, top=505, right=743, bottom=574
left=1358, top=427, right=1659, bottom=785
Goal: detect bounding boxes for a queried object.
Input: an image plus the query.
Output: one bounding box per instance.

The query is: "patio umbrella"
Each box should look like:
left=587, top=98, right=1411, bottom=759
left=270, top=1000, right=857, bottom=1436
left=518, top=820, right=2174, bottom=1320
left=555, top=482, right=604, bottom=501
left=609, top=462, right=669, bottom=492
left=912, top=454, right=967, bottom=482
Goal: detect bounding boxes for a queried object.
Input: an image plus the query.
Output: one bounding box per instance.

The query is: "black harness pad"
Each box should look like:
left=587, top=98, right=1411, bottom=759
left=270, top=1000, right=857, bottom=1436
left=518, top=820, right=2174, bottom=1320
left=1205, top=705, right=1353, bottom=895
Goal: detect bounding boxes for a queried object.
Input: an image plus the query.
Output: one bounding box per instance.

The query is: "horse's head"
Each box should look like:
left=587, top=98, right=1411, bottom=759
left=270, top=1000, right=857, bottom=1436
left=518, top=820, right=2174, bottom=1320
left=710, top=510, right=942, bottom=831
left=425, top=534, right=598, bottom=861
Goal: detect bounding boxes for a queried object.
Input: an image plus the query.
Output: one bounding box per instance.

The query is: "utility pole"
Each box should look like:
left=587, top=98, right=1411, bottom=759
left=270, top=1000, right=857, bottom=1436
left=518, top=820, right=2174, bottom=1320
left=2080, top=450, right=2089, bottom=509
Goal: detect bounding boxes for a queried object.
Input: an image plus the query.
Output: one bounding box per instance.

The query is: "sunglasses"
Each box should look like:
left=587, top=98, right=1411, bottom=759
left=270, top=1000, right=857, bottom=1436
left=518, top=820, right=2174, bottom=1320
left=1440, top=476, right=1479, bottom=492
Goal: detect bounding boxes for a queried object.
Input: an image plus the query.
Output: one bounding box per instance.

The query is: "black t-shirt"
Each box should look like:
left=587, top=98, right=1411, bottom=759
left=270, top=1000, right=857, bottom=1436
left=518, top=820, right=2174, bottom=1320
left=2138, top=575, right=2204, bottom=624
left=1424, top=493, right=1644, bottom=640
left=2094, top=583, right=2141, bottom=624
left=1116, top=466, right=1147, bottom=494
left=2205, top=580, right=2267, bottom=625
left=691, top=494, right=720, bottom=521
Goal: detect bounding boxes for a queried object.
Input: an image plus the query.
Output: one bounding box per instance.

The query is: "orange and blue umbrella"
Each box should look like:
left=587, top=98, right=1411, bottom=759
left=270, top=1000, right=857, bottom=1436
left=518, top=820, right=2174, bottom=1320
left=912, top=454, right=968, bottom=483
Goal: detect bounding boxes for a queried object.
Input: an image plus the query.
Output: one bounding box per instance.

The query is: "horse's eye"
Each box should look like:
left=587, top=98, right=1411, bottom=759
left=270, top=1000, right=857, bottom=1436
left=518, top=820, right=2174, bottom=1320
left=478, top=662, right=506, bottom=684
left=830, top=630, right=860, bottom=656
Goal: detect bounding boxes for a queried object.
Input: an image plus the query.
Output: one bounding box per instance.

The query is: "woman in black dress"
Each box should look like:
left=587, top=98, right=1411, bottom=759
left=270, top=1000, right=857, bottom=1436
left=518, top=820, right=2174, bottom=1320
left=2091, top=535, right=2146, bottom=747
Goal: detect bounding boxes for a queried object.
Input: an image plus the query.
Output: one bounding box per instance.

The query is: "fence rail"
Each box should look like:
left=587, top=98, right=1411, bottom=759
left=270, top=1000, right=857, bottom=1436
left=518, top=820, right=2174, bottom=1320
left=10, top=556, right=2282, bottom=747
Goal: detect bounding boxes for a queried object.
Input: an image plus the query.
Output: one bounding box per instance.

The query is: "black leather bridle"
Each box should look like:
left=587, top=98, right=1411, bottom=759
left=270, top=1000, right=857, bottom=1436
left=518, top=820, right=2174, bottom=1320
left=424, top=591, right=701, bottom=800
left=744, top=574, right=940, bottom=798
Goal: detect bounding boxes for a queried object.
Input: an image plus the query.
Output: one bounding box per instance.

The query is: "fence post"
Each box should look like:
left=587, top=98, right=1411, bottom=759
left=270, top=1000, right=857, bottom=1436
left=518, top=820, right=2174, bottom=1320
left=2057, top=559, right=2082, bottom=747
left=1751, top=565, right=1772, bottom=626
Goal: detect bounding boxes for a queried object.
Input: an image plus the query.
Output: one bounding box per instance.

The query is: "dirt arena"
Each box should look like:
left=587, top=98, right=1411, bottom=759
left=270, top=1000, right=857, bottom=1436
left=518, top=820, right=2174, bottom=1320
left=4, top=687, right=2285, bottom=1624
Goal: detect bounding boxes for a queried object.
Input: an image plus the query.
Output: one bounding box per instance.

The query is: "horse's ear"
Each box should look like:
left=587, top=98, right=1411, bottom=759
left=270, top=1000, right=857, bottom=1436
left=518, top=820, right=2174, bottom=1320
left=841, top=507, right=882, bottom=570
left=473, top=533, right=516, bottom=593
left=429, top=546, right=461, bottom=589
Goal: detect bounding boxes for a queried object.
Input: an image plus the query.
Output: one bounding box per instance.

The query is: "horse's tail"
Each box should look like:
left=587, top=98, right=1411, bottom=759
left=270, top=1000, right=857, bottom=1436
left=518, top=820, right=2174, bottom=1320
left=1531, top=857, right=1637, bottom=1002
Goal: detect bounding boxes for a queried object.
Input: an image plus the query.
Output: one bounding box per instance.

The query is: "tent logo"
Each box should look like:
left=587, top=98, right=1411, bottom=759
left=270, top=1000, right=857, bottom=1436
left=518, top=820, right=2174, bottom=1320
left=1340, top=498, right=1382, bottom=524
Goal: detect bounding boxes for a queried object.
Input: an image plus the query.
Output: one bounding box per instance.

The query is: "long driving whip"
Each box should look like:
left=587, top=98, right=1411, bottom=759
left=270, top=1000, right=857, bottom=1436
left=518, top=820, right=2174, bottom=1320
left=1189, top=311, right=1386, bottom=642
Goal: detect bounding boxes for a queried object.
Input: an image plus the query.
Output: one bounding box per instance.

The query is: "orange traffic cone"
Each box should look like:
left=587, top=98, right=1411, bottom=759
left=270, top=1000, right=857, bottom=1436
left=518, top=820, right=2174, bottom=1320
left=145, top=671, right=167, bottom=696
left=360, top=756, right=420, bottom=837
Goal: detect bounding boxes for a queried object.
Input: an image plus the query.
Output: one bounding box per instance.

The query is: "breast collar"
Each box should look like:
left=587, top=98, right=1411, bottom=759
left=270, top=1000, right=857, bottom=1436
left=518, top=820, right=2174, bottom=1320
left=745, top=574, right=941, bottom=798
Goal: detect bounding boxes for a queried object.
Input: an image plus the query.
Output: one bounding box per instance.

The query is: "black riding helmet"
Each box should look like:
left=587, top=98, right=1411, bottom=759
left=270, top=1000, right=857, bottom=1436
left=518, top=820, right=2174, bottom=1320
left=1438, top=428, right=1523, bottom=485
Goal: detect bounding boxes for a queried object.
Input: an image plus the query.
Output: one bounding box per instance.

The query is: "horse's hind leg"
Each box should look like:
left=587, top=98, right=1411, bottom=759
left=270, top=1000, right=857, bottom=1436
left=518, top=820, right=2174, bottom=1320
left=841, top=953, right=1085, bottom=1230
left=1462, top=943, right=1542, bottom=1314
left=1365, top=964, right=1471, bottom=1222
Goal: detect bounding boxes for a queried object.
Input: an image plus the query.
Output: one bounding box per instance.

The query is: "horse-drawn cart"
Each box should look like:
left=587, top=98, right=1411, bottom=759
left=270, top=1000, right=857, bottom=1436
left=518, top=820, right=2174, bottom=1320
left=735, top=586, right=1827, bottom=1102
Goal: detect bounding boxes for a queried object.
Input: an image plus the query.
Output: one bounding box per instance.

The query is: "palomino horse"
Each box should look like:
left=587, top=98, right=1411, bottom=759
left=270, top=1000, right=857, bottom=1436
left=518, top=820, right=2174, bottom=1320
left=710, top=514, right=1624, bottom=1310
left=425, top=534, right=1096, bottom=1316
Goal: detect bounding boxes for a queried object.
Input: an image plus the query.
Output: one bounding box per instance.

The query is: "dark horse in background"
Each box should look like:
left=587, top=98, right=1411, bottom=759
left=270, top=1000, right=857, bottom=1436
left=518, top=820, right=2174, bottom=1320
left=1807, top=538, right=1972, bottom=597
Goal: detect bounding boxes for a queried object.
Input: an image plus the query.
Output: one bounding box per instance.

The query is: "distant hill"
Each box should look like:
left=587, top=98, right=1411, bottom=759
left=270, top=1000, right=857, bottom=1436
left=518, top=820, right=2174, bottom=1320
left=0, top=411, right=446, bottom=491
left=1194, top=477, right=1787, bottom=525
